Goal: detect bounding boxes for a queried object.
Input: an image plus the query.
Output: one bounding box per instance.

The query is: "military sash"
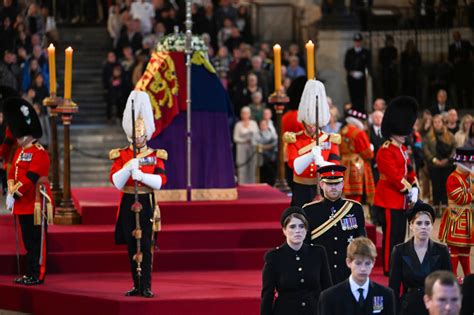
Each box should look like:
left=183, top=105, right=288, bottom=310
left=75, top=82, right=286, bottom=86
left=311, top=201, right=353, bottom=240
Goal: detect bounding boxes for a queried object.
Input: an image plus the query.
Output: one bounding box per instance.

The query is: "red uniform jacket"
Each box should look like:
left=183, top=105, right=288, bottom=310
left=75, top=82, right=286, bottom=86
left=8, top=143, right=52, bottom=215
left=374, top=140, right=417, bottom=210
left=286, top=130, right=340, bottom=185
left=340, top=124, right=375, bottom=202
left=109, top=145, right=167, bottom=197
left=438, top=168, right=473, bottom=246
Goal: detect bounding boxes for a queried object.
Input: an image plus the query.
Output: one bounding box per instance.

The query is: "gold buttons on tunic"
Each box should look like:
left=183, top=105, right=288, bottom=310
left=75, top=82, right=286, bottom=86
left=334, top=265, right=338, bottom=268
left=334, top=237, right=338, bottom=240
left=296, top=256, right=300, bottom=261
left=300, top=278, right=305, bottom=283
left=298, top=267, right=302, bottom=271
left=334, top=251, right=337, bottom=255
left=302, top=302, right=306, bottom=307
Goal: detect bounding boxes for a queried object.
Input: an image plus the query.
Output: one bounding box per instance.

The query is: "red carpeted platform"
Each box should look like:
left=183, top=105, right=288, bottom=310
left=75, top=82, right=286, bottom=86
left=0, top=184, right=385, bottom=314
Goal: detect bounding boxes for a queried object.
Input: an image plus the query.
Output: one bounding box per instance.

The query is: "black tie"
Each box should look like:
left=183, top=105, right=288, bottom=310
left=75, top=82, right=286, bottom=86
left=357, top=288, right=365, bottom=307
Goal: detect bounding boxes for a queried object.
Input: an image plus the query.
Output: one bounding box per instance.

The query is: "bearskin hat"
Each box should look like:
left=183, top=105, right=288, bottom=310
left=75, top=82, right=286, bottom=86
left=381, top=96, right=418, bottom=137
left=287, top=76, right=307, bottom=110
left=3, top=97, right=42, bottom=139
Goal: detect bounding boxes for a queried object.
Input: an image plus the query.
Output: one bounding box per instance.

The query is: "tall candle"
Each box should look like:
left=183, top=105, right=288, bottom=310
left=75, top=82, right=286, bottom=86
left=305, top=40, right=314, bottom=80
left=47, top=44, right=56, bottom=94
left=64, top=47, right=73, bottom=100
left=273, top=44, right=281, bottom=93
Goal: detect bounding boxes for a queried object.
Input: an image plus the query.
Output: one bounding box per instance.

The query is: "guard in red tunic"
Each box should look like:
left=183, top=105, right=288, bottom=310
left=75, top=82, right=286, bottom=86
left=109, top=91, right=167, bottom=298
left=373, top=96, right=419, bottom=275
left=340, top=109, right=375, bottom=203
left=284, top=79, right=341, bottom=207
left=4, top=97, right=53, bottom=286
left=438, top=147, right=473, bottom=277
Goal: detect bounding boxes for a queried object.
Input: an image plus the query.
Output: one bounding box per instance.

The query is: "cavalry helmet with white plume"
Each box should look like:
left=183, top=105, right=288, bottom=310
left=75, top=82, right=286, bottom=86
left=122, top=90, right=156, bottom=142
left=297, top=79, right=330, bottom=127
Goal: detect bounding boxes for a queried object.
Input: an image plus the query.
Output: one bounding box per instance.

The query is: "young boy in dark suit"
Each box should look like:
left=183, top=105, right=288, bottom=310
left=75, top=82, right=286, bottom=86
left=319, top=237, right=396, bottom=315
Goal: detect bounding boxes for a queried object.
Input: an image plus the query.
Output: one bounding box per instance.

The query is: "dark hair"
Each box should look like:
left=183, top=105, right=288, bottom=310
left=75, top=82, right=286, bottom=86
left=282, top=213, right=308, bottom=230
left=424, top=270, right=460, bottom=297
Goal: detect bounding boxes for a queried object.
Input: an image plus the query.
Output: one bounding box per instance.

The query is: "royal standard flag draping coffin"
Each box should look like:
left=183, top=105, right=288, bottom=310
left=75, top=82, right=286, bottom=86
left=136, top=38, right=236, bottom=201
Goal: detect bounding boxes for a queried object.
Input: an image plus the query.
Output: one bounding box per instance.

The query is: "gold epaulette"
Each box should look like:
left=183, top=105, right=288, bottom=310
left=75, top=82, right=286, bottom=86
left=328, top=133, right=341, bottom=145
left=34, top=143, right=45, bottom=150
left=382, top=140, right=391, bottom=148
left=302, top=198, right=323, bottom=208
left=109, top=148, right=121, bottom=160
left=283, top=131, right=296, bottom=143
left=156, top=149, right=168, bottom=160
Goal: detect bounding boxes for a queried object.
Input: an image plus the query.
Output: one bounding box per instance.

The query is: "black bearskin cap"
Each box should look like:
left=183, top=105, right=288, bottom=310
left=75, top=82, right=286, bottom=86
left=381, top=96, right=418, bottom=137
left=3, top=97, right=42, bottom=139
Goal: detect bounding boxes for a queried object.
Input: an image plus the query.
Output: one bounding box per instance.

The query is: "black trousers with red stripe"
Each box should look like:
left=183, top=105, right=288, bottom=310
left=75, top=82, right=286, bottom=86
left=376, top=207, right=407, bottom=275
left=18, top=214, right=48, bottom=280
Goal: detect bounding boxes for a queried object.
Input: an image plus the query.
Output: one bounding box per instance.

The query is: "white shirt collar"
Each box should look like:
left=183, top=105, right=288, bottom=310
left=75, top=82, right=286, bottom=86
left=349, top=275, right=370, bottom=300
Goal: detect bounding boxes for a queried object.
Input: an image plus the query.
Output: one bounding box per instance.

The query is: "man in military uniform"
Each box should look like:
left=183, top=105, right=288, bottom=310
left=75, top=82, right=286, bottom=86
left=285, top=79, right=341, bottom=208
left=303, top=164, right=366, bottom=284
left=4, top=97, right=53, bottom=285
left=340, top=109, right=375, bottom=203
left=344, top=33, right=371, bottom=113
left=109, top=90, right=167, bottom=298
left=438, top=147, right=473, bottom=277
left=373, top=96, right=419, bottom=275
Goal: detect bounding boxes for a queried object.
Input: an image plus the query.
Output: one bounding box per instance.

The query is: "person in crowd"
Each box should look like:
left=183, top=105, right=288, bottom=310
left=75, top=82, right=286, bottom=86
left=368, top=109, right=384, bottom=225
left=260, top=206, right=333, bottom=315
left=5, top=97, right=53, bottom=286
left=454, top=114, right=472, bottom=148
left=445, top=109, right=459, bottom=135
left=438, top=147, right=473, bottom=277
left=429, top=89, right=452, bottom=116
left=109, top=91, right=166, bottom=298
left=120, top=46, right=135, bottom=92
left=235, top=72, right=261, bottom=117
left=24, top=3, right=44, bottom=37
left=224, top=26, right=243, bottom=56
left=344, top=33, right=371, bottom=113
left=319, top=237, right=395, bottom=315
left=250, top=55, right=270, bottom=99
left=212, top=46, right=231, bottom=88
left=21, top=58, right=44, bottom=93
left=131, top=49, right=148, bottom=86
left=33, top=103, right=50, bottom=149
left=373, top=98, right=386, bottom=112
left=116, top=18, right=143, bottom=56
left=261, top=108, right=276, bottom=135
left=423, top=114, right=456, bottom=207
left=107, top=4, right=123, bottom=48
left=379, top=35, right=398, bottom=101
left=303, top=164, right=366, bottom=284
left=389, top=201, right=452, bottom=315
left=30, top=73, right=48, bottom=106
left=255, top=119, right=277, bottom=185
left=286, top=55, right=306, bottom=80
left=217, top=17, right=233, bottom=48
left=233, top=106, right=259, bottom=184
left=285, top=80, right=340, bottom=207
left=0, top=51, right=21, bottom=91
left=461, top=273, right=474, bottom=315
left=374, top=96, right=419, bottom=276
left=423, top=271, right=461, bottom=315
left=236, top=5, right=252, bottom=44
left=130, top=0, right=155, bottom=35
left=401, top=39, right=422, bottom=101
left=322, top=106, right=342, bottom=134
left=248, top=91, right=265, bottom=123
left=107, top=64, right=127, bottom=123
left=340, top=109, right=375, bottom=204
left=448, top=31, right=473, bottom=109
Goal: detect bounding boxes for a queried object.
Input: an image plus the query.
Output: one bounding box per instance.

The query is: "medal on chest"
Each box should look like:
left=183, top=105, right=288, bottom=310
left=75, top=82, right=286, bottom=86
left=139, top=156, right=156, bottom=166
left=20, top=152, right=33, bottom=162
left=340, top=214, right=358, bottom=231
left=373, top=296, right=384, bottom=313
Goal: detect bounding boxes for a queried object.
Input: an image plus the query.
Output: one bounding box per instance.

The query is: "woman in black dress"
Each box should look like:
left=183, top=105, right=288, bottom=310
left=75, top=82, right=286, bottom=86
left=261, top=207, right=333, bottom=315
left=389, top=202, right=452, bottom=315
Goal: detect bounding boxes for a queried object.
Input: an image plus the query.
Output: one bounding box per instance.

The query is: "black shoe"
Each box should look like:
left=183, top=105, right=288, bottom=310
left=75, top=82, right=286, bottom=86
left=23, top=276, right=43, bottom=286
left=141, top=288, right=154, bottom=298
left=13, top=275, right=28, bottom=284
left=125, top=287, right=140, bottom=296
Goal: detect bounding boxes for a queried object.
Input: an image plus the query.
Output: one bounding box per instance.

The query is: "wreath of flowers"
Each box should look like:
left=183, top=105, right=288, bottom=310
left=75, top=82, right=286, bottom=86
left=156, top=33, right=208, bottom=52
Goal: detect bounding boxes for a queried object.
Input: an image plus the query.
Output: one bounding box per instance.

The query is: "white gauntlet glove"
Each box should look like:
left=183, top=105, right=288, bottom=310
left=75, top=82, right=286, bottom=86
left=6, top=194, right=14, bottom=212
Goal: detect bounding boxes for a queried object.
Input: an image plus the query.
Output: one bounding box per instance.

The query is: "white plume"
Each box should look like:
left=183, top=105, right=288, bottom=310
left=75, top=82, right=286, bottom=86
left=122, top=90, right=156, bottom=140
left=297, top=80, right=331, bottom=127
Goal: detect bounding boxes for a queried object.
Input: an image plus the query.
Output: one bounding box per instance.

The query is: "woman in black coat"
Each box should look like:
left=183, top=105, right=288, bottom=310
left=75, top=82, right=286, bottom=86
left=260, top=207, right=333, bottom=315
left=389, top=202, right=452, bottom=315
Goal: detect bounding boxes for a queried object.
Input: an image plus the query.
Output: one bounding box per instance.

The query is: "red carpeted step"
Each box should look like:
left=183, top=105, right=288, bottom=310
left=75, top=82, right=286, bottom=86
left=73, top=185, right=291, bottom=225
left=0, top=269, right=388, bottom=315
left=46, top=222, right=284, bottom=252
